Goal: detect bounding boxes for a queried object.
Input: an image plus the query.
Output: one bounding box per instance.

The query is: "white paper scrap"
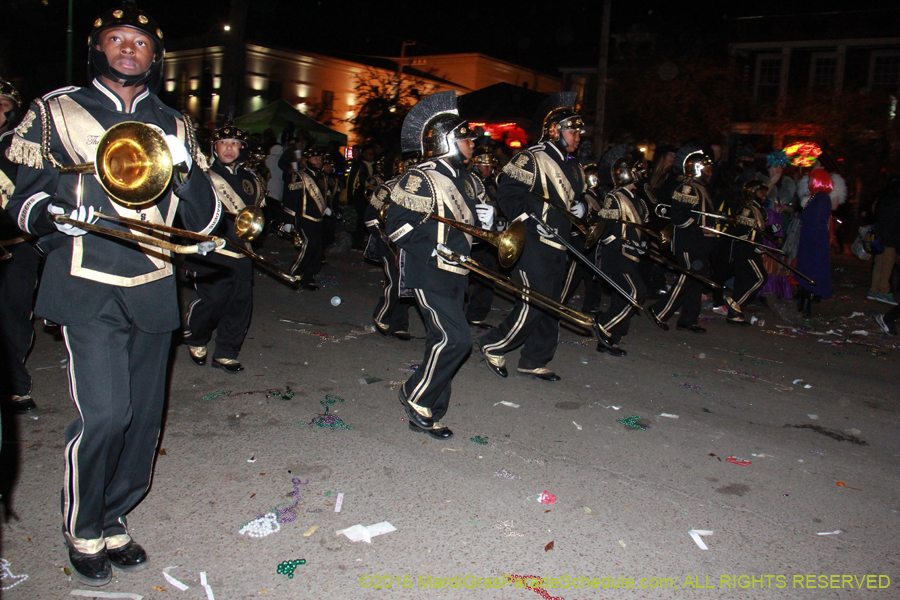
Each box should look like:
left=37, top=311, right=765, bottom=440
left=659, top=413, right=679, bottom=419
left=807, top=414, right=819, bottom=420
left=200, top=572, right=215, bottom=600
left=849, top=312, right=864, bottom=318
left=70, top=592, right=143, bottom=600
left=494, top=401, right=520, bottom=408
left=335, top=492, right=344, bottom=512
left=688, top=529, right=713, bottom=550
left=337, top=521, right=397, bottom=543
left=163, top=567, right=190, bottom=591
left=573, top=421, right=582, bottom=430
left=817, top=530, right=842, bottom=536
left=850, top=330, right=868, bottom=336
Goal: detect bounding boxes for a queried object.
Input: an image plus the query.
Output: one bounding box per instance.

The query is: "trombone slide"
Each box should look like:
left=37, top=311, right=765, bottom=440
left=51, top=214, right=223, bottom=255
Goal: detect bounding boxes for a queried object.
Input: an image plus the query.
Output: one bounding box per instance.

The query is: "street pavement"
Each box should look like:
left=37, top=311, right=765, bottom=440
left=1, top=237, right=898, bottom=600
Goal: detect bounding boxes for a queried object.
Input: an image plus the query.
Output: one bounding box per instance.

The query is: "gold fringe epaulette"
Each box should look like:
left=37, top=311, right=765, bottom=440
left=736, top=214, right=756, bottom=226
left=195, top=152, right=209, bottom=172
left=7, top=136, right=43, bottom=169
left=597, top=208, right=620, bottom=220
left=671, top=186, right=699, bottom=206
left=502, top=161, right=535, bottom=187
left=286, top=181, right=304, bottom=191
left=390, top=186, right=435, bottom=215
left=369, top=186, right=390, bottom=210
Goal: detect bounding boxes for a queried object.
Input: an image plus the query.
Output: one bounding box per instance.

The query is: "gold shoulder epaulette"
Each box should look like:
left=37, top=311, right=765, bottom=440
left=390, top=170, right=435, bottom=215
left=369, top=185, right=391, bottom=210
left=502, top=150, right=536, bottom=187
left=671, top=184, right=699, bottom=206
left=7, top=135, right=43, bottom=169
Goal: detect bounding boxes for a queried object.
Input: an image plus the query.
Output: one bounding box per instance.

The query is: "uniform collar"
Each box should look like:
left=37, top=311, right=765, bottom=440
left=436, top=158, right=458, bottom=178
left=91, top=78, right=150, bottom=114
left=213, top=159, right=238, bottom=174
left=542, top=140, right=568, bottom=161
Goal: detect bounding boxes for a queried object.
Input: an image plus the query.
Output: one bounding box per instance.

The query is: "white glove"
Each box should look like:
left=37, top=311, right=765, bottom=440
left=475, top=203, right=494, bottom=230
left=163, top=134, right=192, bottom=172
left=536, top=223, right=555, bottom=238
left=433, top=243, right=459, bottom=265
left=324, top=207, right=333, bottom=217
left=282, top=223, right=294, bottom=233
left=50, top=204, right=96, bottom=237
left=258, top=197, right=267, bottom=208
left=570, top=202, right=585, bottom=219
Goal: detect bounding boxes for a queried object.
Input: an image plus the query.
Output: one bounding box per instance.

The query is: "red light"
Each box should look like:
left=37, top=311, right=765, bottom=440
left=509, top=141, right=522, bottom=148
left=837, top=158, right=844, bottom=161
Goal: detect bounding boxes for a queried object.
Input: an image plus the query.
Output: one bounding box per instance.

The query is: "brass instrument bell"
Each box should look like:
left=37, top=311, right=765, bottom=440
left=232, top=205, right=265, bottom=241
left=60, top=121, right=174, bottom=208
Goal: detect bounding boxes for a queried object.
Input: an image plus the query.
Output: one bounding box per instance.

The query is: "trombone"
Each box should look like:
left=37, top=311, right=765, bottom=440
left=528, top=213, right=642, bottom=311
left=378, top=198, right=526, bottom=268
left=435, top=246, right=611, bottom=343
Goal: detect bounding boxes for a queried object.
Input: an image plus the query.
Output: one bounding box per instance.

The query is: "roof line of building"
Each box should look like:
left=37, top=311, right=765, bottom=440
left=729, top=37, right=900, bottom=51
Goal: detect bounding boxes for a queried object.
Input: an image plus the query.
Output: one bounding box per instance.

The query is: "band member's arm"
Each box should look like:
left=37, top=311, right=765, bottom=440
left=385, top=170, right=438, bottom=263
left=670, top=183, right=699, bottom=229
left=172, top=135, right=220, bottom=235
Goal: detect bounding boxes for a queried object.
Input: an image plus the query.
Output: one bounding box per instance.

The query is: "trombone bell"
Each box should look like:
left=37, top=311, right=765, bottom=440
left=233, top=205, right=265, bottom=242
left=60, top=122, right=174, bottom=209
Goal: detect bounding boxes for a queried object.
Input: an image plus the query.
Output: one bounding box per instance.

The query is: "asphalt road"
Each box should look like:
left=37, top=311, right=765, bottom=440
left=1, top=238, right=898, bottom=600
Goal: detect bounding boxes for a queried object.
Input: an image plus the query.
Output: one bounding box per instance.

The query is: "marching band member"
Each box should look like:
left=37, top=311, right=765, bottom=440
left=282, top=146, right=330, bottom=290
left=7, top=3, right=219, bottom=585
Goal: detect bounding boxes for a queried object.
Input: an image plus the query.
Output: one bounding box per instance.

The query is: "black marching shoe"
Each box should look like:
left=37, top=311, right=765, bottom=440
left=517, top=367, right=561, bottom=381
left=107, top=540, right=149, bottom=572
left=649, top=308, right=669, bottom=331
left=726, top=310, right=751, bottom=326
left=212, top=358, right=244, bottom=373
left=676, top=322, right=707, bottom=334
left=477, top=340, right=507, bottom=378
left=394, top=330, right=412, bottom=341
left=66, top=541, right=112, bottom=587
left=408, top=421, right=454, bottom=440
left=302, top=281, right=318, bottom=291
left=398, top=389, right=433, bottom=429
left=597, top=343, right=627, bottom=357
left=467, top=319, right=493, bottom=329
left=187, top=345, right=207, bottom=366
left=8, top=394, right=37, bottom=414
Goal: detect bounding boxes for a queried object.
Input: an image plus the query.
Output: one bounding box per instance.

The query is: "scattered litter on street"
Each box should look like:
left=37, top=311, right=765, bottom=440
left=817, top=530, right=842, bottom=536
left=239, top=513, right=281, bottom=538
left=276, top=559, right=306, bottom=579
left=494, top=401, right=520, bottom=408
left=538, top=491, right=556, bottom=504
left=792, top=379, right=813, bottom=388
left=751, top=453, right=774, bottom=458
left=544, top=540, right=554, bottom=552
left=493, top=469, right=520, bottom=479
left=70, top=591, right=143, bottom=599
left=573, top=421, right=582, bottom=430
left=0, top=559, right=28, bottom=590
left=162, top=567, right=189, bottom=591
left=303, top=525, right=318, bottom=537
left=470, top=436, right=489, bottom=445
left=583, top=507, right=592, bottom=514
left=505, top=574, right=566, bottom=600
left=358, top=376, right=382, bottom=384
left=709, top=453, right=722, bottom=461
left=659, top=413, right=679, bottom=419
left=807, top=414, right=819, bottom=420
left=336, top=522, right=397, bottom=543
left=726, top=456, right=751, bottom=466
left=604, top=405, right=622, bottom=410
left=493, top=520, right=524, bottom=537
left=618, top=540, right=627, bottom=548
left=616, top=415, right=646, bottom=430
left=335, top=493, right=344, bottom=512
left=836, top=481, right=862, bottom=491
left=689, top=529, right=713, bottom=550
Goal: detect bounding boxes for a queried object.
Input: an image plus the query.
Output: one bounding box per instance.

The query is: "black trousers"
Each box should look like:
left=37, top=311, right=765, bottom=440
left=402, top=280, right=471, bottom=423
left=351, top=199, right=368, bottom=250
left=61, top=290, right=169, bottom=548
left=709, top=236, right=734, bottom=307
left=184, top=258, right=253, bottom=360
left=465, top=242, right=498, bottom=322
left=292, top=219, right=324, bottom=284
left=732, top=245, right=767, bottom=309
left=0, top=243, right=41, bottom=398
left=561, top=254, right=603, bottom=313
left=652, top=239, right=711, bottom=327
left=479, top=254, right=565, bottom=370
left=598, top=268, right=647, bottom=345
left=373, top=246, right=412, bottom=334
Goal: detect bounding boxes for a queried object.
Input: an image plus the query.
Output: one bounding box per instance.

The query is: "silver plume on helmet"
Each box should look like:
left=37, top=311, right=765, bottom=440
left=400, top=91, right=474, bottom=163
left=532, top=91, right=581, bottom=143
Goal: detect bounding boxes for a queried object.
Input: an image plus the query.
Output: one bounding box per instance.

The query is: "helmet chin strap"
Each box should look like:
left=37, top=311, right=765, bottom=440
left=89, top=46, right=162, bottom=91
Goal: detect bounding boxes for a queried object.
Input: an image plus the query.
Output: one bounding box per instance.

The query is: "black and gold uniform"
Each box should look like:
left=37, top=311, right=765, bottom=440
left=726, top=180, right=769, bottom=324
left=365, top=158, right=414, bottom=339
left=0, top=80, right=42, bottom=415
left=184, top=123, right=260, bottom=372
left=282, top=147, right=329, bottom=289
left=348, top=145, right=375, bottom=250
left=6, top=4, right=220, bottom=585
left=561, top=164, right=603, bottom=314
left=385, top=91, right=488, bottom=440
left=594, top=148, right=649, bottom=357
left=477, top=92, right=586, bottom=382
left=649, top=147, right=717, bottom=333
left=465, top=147, right=502, bottom=325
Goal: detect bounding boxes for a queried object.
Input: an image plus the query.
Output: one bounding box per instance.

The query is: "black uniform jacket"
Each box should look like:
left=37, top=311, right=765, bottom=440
left=7, top=79, right=220, bottom=331
left=597, top=186, right=649, bottom=272
left=0, top=130, right=29, bottom=244
left=497, top=141, right=585, bottom=269
left=385, top=159, right=484, bottom=291
left=188, top=158, right=260, bottom=276
left=282, top=166, right=327, bottom=223
left=669, top=178, right=717, bottom=253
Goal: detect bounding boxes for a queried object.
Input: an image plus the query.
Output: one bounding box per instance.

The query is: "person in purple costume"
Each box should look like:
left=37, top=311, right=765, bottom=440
left=794, top=169, right=834, bottom=318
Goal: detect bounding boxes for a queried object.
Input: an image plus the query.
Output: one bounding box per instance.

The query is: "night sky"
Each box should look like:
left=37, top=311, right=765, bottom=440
left=2, top=0, right=895, bottom=101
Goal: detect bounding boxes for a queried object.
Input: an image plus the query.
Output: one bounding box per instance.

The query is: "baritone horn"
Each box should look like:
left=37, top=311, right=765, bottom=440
left=378, top=198, right=526, bottom=268
left=59, top=121, right=174, bottom=208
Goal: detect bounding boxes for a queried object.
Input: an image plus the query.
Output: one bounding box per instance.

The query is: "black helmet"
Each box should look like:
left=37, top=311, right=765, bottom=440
left=533, top=92, right=583, bottom=145
left=0, top=79, right=23, bottom=130
left=211, top=122, right=248, bottom=162
left=88, top=2, right=165, bottom=91
left=400, top=91, right=475, bottom=168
